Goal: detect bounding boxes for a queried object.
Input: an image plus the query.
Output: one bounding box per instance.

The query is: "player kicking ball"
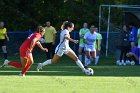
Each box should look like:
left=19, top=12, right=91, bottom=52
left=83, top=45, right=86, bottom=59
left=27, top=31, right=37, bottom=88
left=37, top=21, right=93, bottom=76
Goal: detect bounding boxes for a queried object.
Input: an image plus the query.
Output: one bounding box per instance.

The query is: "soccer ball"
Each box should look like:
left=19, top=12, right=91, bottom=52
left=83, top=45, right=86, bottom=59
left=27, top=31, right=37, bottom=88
left=85, top=68, right=94, bottom=76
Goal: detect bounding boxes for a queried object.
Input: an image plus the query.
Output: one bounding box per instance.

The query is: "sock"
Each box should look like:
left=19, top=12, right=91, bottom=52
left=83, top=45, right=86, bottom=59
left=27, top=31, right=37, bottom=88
left=21, top=64, right=31, bottom=74
left=95, top=56, right=99, bottom=65
left=76, top=59, right=85, bottom=72
left=85, top=56, right=90, bottom=66
left=78, top=54, right=82, bottom=61
left=4, top=53, right=7, bottom=59
left=42, top=59, right=52, bottom=66
left=8, top=62, right=22, bottom=68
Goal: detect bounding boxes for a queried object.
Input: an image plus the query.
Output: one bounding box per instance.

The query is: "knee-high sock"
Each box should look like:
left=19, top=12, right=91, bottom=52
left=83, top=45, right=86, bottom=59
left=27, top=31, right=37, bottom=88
left=76, top=59, right=85, bottom=72
left=21, top=64, right=31, bottom=74
left=95, top=56, right=99, bottom=65
left=78, top=54, right=82, bottom=61
left=8, top=62, right=22, bottom=68
left=42, top=59, right=52, bottom=66
left=84, top=56, right=90, bottom=66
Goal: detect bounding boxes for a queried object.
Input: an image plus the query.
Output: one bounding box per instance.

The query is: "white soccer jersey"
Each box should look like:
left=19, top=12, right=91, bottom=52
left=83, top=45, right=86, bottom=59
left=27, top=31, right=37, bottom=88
left=84, top=31, right=97, bottom=46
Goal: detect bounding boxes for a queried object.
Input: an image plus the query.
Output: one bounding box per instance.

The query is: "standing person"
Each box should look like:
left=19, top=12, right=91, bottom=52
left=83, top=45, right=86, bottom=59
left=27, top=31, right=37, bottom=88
left=78, top=23, right=90, bottom=61
left=119, top=25, right=130, bottom=65
left=44, top=21, right=57, bottom=59
left=94, top=27, right=102, bottom=65
left=84, top=25, right=98, bottom=68
left=1, top=26, right=48, bottom=76
left=0, top=21, right=9, bottom=61
left=37, top=21, right=86, bottom=74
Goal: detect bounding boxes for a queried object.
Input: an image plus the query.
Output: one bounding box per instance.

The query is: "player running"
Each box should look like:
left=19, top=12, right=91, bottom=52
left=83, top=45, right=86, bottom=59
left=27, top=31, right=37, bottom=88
left=78, top=23, right=90, bottom=61
left=1, top=26, right=48, bottom=76
left=37, top=21, right=86, bottom=74
left=84, top=25, right=98, bottom=67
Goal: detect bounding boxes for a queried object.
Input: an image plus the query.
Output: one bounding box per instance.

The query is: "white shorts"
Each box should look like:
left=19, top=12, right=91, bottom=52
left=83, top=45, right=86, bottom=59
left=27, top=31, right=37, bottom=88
left=84, top=45, right=96, bottom=52
left=138, top=45, right=140, bottom=48
left=79, top=44, right=85, bottom=48
left=55, top=46, right=71, bottom=56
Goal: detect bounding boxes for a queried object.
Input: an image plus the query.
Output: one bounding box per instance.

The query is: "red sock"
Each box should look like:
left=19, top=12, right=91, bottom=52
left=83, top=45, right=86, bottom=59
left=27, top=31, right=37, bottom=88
left=8, top=62, right=22, bottom=68
left=21, top=64, right=31, bottom=74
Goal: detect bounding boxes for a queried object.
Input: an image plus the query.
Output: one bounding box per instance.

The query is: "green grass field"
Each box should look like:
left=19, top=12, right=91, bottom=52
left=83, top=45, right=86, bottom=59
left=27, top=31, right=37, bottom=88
left=0, top=55, right=140, bottom=93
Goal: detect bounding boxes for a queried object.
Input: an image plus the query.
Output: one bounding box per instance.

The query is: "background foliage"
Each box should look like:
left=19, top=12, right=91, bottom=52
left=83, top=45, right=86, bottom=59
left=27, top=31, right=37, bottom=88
left=0, top=0, right=140, bottom=31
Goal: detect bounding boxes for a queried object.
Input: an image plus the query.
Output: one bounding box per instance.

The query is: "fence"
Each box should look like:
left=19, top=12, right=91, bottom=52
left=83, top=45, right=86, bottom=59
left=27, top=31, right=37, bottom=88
left=0, top=31, right=120, bottom=58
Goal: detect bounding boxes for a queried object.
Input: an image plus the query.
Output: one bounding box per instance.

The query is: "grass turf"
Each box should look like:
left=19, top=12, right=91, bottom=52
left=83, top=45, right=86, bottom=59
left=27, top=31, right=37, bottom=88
left=0, top=55, right=140, bottom=93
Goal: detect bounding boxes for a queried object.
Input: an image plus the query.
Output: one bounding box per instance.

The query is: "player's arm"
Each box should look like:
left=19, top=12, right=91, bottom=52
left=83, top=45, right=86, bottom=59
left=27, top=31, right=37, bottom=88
left=36, top=41, right=48, bottom=52
left=64, top=34, right=78, bottom=44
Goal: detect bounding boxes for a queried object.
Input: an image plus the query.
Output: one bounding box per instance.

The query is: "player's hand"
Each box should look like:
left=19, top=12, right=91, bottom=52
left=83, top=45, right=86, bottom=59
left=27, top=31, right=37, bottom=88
left=73, top=40, right=78, bottom=44
left=42, top=48, right=48, bottom=52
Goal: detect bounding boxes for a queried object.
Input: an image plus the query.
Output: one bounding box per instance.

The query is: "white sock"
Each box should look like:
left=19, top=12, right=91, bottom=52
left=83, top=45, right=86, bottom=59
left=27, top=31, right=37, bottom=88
left=42, top=59, right=52, bottom=66
left=78, top=54, right=82, bottom=61
left=85, top=56, right=90, bottom=66
left=76, top=59, right=85, bottom=72
left=95, top=56, right=99, bottom=65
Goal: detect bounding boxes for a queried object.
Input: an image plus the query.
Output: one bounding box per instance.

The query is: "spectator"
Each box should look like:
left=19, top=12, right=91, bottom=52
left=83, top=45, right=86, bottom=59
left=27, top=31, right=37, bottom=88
left=44, top=21, right=57, bottom=59
left=0, top=21, right=9, bottom=61
left=119, top=25, right=130, bottom=65
left=78, top=23, right=90, bottom=61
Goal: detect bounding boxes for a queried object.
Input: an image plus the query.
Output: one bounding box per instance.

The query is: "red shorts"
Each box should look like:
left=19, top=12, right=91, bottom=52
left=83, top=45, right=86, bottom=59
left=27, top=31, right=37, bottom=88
left=20, top=48, right=29, bottom=59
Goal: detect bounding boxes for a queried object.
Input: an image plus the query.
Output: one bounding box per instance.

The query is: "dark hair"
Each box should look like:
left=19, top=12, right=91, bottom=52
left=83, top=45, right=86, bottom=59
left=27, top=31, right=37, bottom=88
left=36, top=26, right=45, bottom=33
left=61, top=21, right=74, bottom=30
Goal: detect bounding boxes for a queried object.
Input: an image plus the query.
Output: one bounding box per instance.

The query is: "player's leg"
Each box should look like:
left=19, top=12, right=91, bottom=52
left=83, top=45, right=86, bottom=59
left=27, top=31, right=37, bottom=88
left=66, top=49, right=85, bottom=72
left=95, top=49, right=100, bottom=65
left=37, top=54, right=61, bottom=71
left=78, top=45, right=84, bottom=61
left=1, top=57, right=22, bottom=68
left=20, top=53, right=34, bottom=76
left=2, top=45, right=8, bottom=60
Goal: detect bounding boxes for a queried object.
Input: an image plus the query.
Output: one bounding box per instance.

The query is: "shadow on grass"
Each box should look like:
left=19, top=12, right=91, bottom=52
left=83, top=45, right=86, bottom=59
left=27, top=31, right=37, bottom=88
left=0, top=64, right=140, bottom=77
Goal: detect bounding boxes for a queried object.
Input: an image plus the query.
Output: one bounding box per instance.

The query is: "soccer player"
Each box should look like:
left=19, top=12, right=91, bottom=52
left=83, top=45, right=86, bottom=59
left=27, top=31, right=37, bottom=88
left=1, top=26, right=48, bottom=76
left=94, top=27, right=102, bottom=65
left=84, top=25, right=98, bottom=67
left=37, top=21, right=86, bottom=74
left=0, top=21, right=9, bottom=61
left=78, top=23, right=90, bottom=61
left=126, top=42, right=139, bottom=65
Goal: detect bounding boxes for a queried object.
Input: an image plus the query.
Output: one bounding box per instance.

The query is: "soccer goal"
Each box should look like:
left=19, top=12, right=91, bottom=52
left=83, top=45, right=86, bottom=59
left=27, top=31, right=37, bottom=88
left=98, top=4, right=140, bottom=56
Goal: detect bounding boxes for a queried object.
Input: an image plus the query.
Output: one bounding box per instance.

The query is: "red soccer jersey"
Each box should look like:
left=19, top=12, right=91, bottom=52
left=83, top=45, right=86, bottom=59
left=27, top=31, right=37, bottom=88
left=20, top=32, right=42, bottom=58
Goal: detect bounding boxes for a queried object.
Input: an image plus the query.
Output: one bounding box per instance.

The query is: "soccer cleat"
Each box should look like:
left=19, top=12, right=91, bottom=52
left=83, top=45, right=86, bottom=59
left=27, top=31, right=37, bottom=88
left=1, top=59, right=10, bottom=68
left=37, top=63, right=43, bottom=71
left=19, top=73, right=25, bottom=77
